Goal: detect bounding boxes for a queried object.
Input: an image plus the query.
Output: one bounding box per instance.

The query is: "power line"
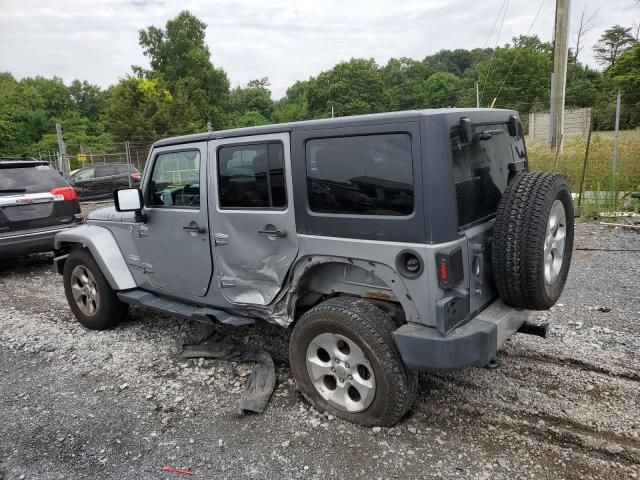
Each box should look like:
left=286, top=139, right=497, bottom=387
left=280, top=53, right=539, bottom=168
left=454, top=0, right=510, bottom=107
left=480, top=0, right=511, bottom=106
left=492, top=0, right=548, bottom=105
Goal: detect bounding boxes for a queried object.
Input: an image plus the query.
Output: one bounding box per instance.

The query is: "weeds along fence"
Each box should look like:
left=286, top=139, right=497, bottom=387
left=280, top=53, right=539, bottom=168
left=526, top=97, right=640, bottom=216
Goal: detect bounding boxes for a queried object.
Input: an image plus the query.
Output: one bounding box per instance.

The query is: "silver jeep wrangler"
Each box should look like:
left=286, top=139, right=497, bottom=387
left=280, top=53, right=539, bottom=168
left=54, top=109, right=574, bottom=426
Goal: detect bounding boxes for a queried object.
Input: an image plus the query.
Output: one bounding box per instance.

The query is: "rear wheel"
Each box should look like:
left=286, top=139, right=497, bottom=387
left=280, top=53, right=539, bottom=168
left=63, top=248, right=128, bottom=330
left=492, top=172, right=574, bottom=310
left=289, top=297, right=417, bottom=426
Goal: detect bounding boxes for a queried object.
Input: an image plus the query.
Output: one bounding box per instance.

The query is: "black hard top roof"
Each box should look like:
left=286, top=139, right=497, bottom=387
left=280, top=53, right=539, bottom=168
left=154, top=108, right=517, bottom=148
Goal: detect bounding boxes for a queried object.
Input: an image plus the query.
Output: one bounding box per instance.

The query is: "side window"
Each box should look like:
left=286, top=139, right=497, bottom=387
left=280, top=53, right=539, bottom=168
left=75, top=168, right=95, bottom=181
left=148, top=150, right=201, bottom=208
left=305, top=134, right=413, bottom=216
left=217, top=142, right=286, bottom=209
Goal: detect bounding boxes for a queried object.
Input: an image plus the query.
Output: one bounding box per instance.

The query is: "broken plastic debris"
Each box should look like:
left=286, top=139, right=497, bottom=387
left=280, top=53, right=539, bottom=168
left=180, top=332, right=276, bottom=414
left=162, top=465, right=194, bottom=475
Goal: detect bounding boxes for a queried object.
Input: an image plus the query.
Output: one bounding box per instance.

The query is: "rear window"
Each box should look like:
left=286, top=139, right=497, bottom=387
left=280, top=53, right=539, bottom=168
left=451, top=123, right=525, bottom=229
left=305, top=134, right=413, bottom=216
left=0, top=165, right=65, bottom=193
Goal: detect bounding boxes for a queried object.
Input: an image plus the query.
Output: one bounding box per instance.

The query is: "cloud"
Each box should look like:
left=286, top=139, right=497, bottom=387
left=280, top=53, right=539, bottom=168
left=0, top=0, right=637, bottom=98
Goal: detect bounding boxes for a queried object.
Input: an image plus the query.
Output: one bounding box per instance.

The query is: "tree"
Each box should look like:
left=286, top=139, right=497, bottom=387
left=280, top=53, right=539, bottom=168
left=137, top=10, right=230, bottom=129
left=306, top=58, right=388, bottom=117
left=605, top=42, right=640, bottom=127
left=69, top=80, right=107, bottom=123
left=381, top=57, right=431, bottom=110
left=105, top=77, right=198, bottom=141
left=228, top=78, right=274, bottom=121
left=469, top=36, right=552, bottom=112
left=272, top=80, right=310, bottom=123
left=573, top=5, right=599, bottom=77
left=423, top=72, right=461, bottom=108
left=593, top=25, right=635, bottom=68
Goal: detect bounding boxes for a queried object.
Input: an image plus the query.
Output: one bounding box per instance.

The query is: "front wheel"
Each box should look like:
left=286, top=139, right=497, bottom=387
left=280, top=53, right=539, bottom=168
left=289, top=297, right=417, bottom=427
left=63, top=248, right=129, bottom=330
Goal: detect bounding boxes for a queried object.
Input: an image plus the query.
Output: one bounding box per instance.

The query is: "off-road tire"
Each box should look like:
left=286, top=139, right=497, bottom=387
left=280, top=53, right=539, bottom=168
left=492, top=172, right=574, bottom=310
left=289, top=296, right=418, bottom=427
left=63, top=248, right=129, bottom=330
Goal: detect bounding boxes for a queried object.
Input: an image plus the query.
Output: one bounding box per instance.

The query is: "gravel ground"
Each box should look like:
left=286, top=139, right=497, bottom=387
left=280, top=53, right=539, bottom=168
left=0, top=222, right=638, bottom=480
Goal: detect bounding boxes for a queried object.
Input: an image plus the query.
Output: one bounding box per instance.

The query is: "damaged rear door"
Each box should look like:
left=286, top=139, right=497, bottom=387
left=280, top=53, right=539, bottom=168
left=209, top=132, right=298, bottom=305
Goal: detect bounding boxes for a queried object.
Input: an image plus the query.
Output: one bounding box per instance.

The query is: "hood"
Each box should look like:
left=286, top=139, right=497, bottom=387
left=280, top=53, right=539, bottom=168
left=87, top=206, right=135, bottom=222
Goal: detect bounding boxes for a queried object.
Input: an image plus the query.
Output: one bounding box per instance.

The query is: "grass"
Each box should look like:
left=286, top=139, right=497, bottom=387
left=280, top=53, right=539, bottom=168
left=527, top=130, right=640, bottom=193
left=527, top=131, right=640, bottom=216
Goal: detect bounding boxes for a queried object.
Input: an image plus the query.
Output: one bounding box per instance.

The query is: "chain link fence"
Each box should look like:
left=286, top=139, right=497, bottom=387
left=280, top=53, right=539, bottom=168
left=56, top=142, right=153, bottom=204
left=526, top=94, right=640, bottom=218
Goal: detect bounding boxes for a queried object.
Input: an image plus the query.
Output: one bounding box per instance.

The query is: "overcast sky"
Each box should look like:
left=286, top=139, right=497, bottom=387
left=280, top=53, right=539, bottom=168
left=0, top=0, right=638, bottom=99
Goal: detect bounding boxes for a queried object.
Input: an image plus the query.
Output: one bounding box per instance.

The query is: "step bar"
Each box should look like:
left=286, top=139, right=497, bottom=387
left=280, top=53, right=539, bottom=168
left=117, top=289, right=255, bottom=326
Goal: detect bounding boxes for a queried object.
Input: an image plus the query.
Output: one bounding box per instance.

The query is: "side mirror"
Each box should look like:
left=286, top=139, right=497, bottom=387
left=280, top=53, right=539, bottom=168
left=460, top=117, right=473, bottom=144
left=114, top=188, right=143, bottom=212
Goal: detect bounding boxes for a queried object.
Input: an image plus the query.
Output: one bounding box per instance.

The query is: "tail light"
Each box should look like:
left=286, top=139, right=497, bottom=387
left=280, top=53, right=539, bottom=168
left=436, top=247, right=464, bottom=290
left=50, top=186, right=78, bottom=201
left=131, top=172, right=142, bottom=181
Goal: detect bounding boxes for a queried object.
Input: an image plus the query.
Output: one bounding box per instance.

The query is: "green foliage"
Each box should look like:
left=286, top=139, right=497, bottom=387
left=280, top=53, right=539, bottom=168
left=593, top=25, right=636, bottom=68
left=105, top=77, right=199, bottom=141
left=229, top=78, right=274, bottom=120
left=381, top=57, right=432, bottom=110
left=136, top=10, right=230, bottom=131
left=423, top=72, right=461, bottom=107
left=605, top=43, right=640, bottom=127
left=232, top=111, right=271, bottom=128
left=69, top=80, right=107, bottom=122
left=306, top=58, right=388, bottom=117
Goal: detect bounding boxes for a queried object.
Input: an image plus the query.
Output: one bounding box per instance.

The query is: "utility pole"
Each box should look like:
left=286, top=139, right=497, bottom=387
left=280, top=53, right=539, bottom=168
left=476, top=83, right=480, bottom=108
left=549, top=0, right=571, bottom=151
left=124, top=141, right=132, bottom=187
left=207, top=121, right=212, bottom=132
left=613, top=90, right=621, bottom=175
left=55, top=123, right=68, bottom=176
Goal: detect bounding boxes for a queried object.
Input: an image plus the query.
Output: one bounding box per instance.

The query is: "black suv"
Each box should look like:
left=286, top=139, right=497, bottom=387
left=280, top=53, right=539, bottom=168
left=67, top=163, right=142, bottom=201
left=0, top=158, right=83, bottom=258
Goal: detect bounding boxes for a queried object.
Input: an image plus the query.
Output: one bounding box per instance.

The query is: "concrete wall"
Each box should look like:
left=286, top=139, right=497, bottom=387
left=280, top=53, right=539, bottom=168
left=528, top=108, right=592, bottom=144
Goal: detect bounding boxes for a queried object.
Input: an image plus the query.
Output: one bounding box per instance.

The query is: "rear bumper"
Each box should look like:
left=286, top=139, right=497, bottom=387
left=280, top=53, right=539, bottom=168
left=0, top=224, right=80, bottom=258
left=393, top=299, right=528, bottom=371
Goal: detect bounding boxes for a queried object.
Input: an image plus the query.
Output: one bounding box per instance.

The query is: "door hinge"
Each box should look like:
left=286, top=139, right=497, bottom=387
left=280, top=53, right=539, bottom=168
left=137, top=225, right=149, bottom=237
left=213, top=232, right=228, bottom=245
left=219, top=276, right=236, bottom=288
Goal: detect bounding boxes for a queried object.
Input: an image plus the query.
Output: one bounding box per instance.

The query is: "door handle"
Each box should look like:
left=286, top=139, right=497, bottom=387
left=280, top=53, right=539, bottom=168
left=183, top=223, right=206, bottom=234
left=258, top=226, right=286, bottom=238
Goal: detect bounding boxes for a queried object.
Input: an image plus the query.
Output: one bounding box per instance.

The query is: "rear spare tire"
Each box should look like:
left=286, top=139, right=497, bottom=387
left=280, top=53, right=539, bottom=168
left=492, top=172, right=574, bottom=310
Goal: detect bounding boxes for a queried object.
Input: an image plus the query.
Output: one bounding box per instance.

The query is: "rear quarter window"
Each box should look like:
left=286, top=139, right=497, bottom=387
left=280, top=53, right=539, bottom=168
left=305, top=133, right=413, bottom=216
left=0, top=165, right=66, bottom=193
